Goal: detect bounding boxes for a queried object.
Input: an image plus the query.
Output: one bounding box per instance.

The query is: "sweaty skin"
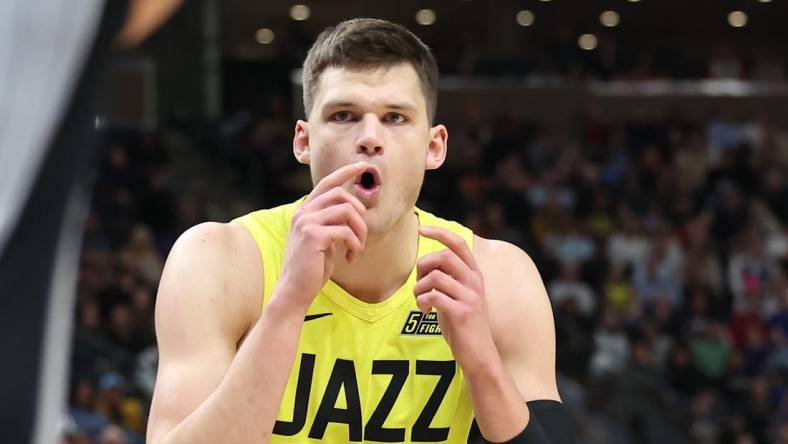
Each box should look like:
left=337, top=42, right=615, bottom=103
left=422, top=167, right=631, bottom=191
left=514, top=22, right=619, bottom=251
left=147, top=63, right=560, bottom=444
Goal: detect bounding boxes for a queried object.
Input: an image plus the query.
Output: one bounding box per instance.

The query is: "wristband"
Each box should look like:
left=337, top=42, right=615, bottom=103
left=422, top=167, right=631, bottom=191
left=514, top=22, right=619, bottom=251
left=484, top=400, right=574, bottom=444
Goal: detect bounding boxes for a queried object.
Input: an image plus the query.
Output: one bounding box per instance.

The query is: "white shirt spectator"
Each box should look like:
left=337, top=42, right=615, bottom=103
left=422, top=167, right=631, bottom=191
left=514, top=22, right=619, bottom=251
left=546, top=229, right=596, bottom=266
left=591, top=330, right=631, bottom=378
left=607, top=232, right=650, bottom=267
left=549, top=280, right=596, bottom=317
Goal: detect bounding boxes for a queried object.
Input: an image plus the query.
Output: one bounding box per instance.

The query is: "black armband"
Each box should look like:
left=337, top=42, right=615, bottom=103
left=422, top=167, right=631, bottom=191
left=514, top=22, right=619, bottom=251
left=485, top=400, right=575, bottom=444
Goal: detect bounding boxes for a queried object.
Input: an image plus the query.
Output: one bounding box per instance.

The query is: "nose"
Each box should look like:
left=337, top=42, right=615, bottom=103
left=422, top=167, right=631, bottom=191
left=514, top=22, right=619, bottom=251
left=355, top=114, right=384, bottom=156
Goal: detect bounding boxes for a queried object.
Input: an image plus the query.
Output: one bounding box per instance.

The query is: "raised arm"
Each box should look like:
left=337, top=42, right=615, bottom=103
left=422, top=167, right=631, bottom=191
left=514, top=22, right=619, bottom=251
left=146, top=221, right=290, bottom=444
left=414, top=228, right=574, bottom=443
left=477, top=239, right=574, bottom=443
left=147, top=162, right=370, bottom=444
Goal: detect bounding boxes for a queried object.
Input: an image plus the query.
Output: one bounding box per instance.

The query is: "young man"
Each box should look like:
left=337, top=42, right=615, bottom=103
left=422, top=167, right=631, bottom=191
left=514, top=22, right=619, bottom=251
left=147, top=18, right=573, bottom=444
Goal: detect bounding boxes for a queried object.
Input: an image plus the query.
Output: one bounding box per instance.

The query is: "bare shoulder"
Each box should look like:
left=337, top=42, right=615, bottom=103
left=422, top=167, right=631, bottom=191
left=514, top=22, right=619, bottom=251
left=473, top=236, right=535, bottom=268
left=473, top=236, right=550, bottom=327
left=473, top=236, right=560, bottom=401
left=157, top=221, right=263, bottom=348
left=148, top=221, right=263, bottom=443
left=473, top=236, right=545, bottom=306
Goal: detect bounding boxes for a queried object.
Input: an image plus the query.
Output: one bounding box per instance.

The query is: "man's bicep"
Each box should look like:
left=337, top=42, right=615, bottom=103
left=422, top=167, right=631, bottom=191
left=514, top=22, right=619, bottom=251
left=147, top=340, right=235, bottom=444
left=146, top=223, right=257, bottom=444
left=478, top=238, right=561, bottom=402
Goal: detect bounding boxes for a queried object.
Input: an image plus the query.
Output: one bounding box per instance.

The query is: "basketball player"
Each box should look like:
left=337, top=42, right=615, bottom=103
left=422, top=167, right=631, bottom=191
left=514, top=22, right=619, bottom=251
left=147, top=19, right=573, bottom=444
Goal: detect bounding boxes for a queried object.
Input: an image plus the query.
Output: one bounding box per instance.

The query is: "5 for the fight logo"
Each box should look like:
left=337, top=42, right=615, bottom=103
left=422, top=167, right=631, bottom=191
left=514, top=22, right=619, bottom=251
left=401, top=311, right=442, bottom=336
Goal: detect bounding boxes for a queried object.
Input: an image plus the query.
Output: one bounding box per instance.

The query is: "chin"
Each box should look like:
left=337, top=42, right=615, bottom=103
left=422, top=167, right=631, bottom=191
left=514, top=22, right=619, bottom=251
left=362, top=211, right=389, bottom=237
left=365, top=203, right=415, bottom=237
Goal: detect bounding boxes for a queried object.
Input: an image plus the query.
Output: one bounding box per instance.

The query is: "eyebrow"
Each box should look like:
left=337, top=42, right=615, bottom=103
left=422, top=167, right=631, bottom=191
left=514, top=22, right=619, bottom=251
left=321, top=100, right=418, bottom=113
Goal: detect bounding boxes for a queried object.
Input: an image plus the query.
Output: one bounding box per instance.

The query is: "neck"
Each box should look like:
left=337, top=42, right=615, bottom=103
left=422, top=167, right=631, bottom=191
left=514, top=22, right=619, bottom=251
left=330, top=209, right=419, bottom=303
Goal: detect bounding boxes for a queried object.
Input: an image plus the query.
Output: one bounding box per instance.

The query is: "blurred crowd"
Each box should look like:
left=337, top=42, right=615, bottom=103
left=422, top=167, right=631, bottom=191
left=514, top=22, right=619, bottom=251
left=428, top=107, right=788, bottom=443
left=65, top=128, right=205, bottom=444
left=447, top=39, right=786, bottom=82
left=276, top=18, right=787, bottom=82
left=427, top=106, right=788, bottom=444
left=64, top=98, right=788, bottom=443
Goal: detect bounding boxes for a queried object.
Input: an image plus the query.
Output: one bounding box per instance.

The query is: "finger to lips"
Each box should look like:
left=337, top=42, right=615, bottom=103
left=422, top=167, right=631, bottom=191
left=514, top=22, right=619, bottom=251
left=418, top=226, right=479, bottom=272
left=311, top=203, right=367, bottom=245
left=306, top=204, right=366, bottom=262
left=305, top=186, right=366, bottom=216
left=310, top=162, right=369, bottom=198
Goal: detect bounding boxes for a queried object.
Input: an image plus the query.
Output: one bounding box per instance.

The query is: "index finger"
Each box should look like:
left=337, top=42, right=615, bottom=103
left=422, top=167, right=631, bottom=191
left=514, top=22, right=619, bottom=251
left=418, top=226, right=479, bottom=272
left=310, top=162, right=369, bottom=197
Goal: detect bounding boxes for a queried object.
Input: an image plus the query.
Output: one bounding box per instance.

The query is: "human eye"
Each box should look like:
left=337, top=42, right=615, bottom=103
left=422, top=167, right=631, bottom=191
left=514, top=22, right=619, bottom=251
left=384, top=112, right=407, bottom=124
left=330, top=111, right=355, bottom=122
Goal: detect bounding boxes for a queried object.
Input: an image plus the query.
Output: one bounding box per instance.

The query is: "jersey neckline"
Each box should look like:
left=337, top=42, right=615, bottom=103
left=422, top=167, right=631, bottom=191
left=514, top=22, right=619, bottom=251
left=319, top=207, right=429, bottom=323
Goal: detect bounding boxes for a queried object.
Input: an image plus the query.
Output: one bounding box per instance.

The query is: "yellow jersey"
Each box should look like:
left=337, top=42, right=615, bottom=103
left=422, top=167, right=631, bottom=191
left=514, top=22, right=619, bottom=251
left=233, top=198, right=475, bottom=443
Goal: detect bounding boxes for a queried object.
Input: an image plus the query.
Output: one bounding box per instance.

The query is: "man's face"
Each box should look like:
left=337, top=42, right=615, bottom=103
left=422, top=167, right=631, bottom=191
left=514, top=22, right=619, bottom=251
left=294, top=62, right=447, bottom=234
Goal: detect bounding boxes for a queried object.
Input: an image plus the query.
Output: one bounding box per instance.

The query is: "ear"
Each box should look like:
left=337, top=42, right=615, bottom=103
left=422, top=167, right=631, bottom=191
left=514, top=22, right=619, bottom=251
left=293, top=120, right=310, bottom=164
left=425, top=124, right=448, bottom=170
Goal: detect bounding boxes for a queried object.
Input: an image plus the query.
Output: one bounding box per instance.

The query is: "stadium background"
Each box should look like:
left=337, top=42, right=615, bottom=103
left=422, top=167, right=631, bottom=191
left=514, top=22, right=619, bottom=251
left=63, top=1, right=788, bottom=443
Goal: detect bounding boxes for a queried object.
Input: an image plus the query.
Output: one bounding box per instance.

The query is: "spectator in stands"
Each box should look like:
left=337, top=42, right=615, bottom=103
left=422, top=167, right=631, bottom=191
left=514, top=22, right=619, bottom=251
left=607, top=206, right=650, bottom=268
left=590, top=308, right=631, bottom=379
left=95, top=372, right=145, bottom=438
left=118, top=224, right=163, bottom=287
left=728, top=231, right=780, bottom=314
left=632, top=230, right=684, bottom=307
left=691, top=320, right=732, bottom=388
left=99, top=424, right=129, bottom=444
left=550, top=264, right=597, bottom=318
left=69, top=379, right=109, bottom=442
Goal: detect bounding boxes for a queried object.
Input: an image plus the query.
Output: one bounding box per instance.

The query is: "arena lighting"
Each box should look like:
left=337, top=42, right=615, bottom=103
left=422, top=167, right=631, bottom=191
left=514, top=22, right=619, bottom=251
left=578, top=33, right=598, bottom=50
left=415, top=9, right=436, bottom=26
left=255, top=28, right=275, bottom=44
left=627, top=0, right=640, bottom=2
left=600, top=10, right=620, bottom=27
left=516, top=10, right=535, bottom=27
left=757, top=0, right=771, bottom=3
left=289, top=4, right=310, bottom=21
left=728, top=11, right=748, bottom=27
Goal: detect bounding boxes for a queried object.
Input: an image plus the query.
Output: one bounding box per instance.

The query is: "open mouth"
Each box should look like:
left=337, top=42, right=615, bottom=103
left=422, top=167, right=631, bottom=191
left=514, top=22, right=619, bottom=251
left=360, top=171, right=375, bottom=189
left=355, top=167, right=381, bottom=190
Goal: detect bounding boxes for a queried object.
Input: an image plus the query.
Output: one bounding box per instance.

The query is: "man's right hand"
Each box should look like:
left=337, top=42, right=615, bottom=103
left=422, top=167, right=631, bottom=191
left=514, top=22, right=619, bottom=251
left=147, top=171, right=367, bottom=444
left=275, top=161, right=369, bottom=310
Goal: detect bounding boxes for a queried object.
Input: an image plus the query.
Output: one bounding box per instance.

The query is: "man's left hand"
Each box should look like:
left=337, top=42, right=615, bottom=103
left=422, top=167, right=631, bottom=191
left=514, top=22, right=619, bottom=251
left=413, top=226, right=501, bottom=376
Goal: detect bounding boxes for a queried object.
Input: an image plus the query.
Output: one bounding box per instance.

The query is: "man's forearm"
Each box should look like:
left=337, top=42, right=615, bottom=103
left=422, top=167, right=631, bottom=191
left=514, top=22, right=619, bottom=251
left=465, top=356, right=530, bottom=442
left=157, top=291, right=307, bottom=444
left=466, top=359, right=575, bottom=444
